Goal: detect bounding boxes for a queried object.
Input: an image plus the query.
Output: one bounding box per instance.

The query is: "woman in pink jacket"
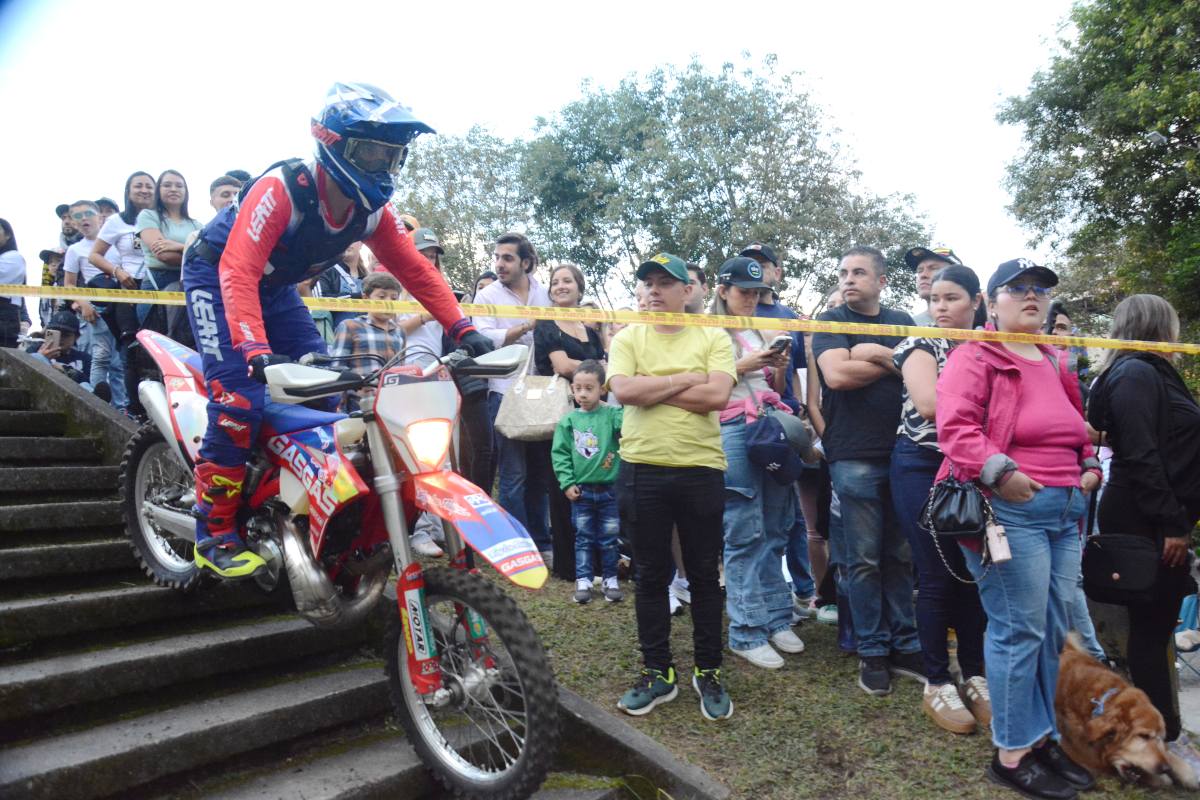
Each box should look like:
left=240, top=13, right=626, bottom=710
left=936, top=259, right=1101, bottom=800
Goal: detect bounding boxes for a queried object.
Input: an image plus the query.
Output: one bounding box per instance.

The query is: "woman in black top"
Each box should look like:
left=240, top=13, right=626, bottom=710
left=533, top=263, right=605, bottom=579
left=1087, top=294, right=1200, bottom=764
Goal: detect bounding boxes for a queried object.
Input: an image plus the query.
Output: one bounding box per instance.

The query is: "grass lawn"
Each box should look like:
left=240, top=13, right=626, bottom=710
left=501, top=573, right=1158, bottom=800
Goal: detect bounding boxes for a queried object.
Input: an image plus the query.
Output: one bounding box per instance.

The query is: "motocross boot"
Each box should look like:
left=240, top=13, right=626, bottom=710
left=192, top=461, right=265, bottom=579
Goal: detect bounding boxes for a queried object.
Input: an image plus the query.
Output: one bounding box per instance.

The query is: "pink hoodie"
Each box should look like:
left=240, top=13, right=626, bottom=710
left=935, top=339, right=1100, bottom=489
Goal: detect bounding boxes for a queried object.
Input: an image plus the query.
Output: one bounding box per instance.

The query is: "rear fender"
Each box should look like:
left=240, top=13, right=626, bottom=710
left=411, top=471, right=547, bottom=589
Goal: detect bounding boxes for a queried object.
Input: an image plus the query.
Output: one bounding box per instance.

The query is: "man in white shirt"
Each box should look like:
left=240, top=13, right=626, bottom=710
left=472, top=232, right=553, bottom=559
left=62, top=200, right=126, bottom=409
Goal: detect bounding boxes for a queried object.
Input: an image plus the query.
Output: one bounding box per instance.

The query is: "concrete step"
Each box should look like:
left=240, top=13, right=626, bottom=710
left=0, top=500, right=122, bottom=532
left=0, top=388, right=31, bottom=410
left=0, top=664, right=388, bottom=800
left=0, top=409, right=65, bottom=436
left=0, top=580, right=289, bottom=648
left=0, top=466, right=119, bottom=496
left=0, top=539, right=135, bottom=581
left=0, top=436, right=103, bottom=464
left=0, top=616, right=367, bottom=724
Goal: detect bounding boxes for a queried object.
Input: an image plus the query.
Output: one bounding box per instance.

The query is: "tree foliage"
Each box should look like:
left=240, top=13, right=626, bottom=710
left=1000, top=0, right=1200, bottom=318
left=390, top=126, right=533, bottom=292
left=522, top=56, right=928, bottom=313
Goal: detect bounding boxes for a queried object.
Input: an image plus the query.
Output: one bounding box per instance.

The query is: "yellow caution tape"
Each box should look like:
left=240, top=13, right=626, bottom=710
left=6, top=283, right=1198, bottom=355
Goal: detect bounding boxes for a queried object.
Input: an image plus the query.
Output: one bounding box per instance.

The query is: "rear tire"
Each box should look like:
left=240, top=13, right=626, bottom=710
left=384, top=567, right=559, bottom=800
left=120, top=421, right=200, bottom=591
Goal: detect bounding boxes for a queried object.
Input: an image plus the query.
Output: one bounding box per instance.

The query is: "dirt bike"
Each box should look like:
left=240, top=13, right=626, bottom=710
left=120, top=329, right=559, bottom=800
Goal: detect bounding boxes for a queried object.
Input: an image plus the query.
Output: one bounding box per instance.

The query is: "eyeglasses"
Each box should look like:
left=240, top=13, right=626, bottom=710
left=1001, top=283, right=1052, bottom=298
left=70, top=209, right=97, bottom=221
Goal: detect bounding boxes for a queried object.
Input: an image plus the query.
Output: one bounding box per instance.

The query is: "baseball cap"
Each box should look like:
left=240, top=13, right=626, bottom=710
left=739, top=242, right=779, bottom=267
left=717, top=256, right=772, bottom=290
left=412, top=228, right=443, bottom=254
left=635, top=253, right=689, bottom=283
left=987, top=258, right=1059, bottom=296
left=96, top=197, right=119, bottom=213
left=38, top=247, right=64, bottom=262
left=904, top=246, right=962, bottom=271
left=46, top=310, right=80, bottom=335
left=55, top=204, right=70, bottom=218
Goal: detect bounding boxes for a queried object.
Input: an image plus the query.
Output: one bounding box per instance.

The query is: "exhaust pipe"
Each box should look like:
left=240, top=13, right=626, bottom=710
left=138, top=381, right=191, bottom=470
left=277, top=512, right=388, bottom=629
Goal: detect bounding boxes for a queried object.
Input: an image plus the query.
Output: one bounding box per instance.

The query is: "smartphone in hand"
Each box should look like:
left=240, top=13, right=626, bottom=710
left=768, top=334, right=791, bottom=353
left=44, top=329, right=61, bottom=350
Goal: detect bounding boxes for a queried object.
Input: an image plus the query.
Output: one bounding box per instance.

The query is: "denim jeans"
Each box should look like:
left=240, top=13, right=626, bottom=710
left=618, top=461, right=726, bottom=671
left=785, top=487, right=815, bottom=600
left=1067, top=577, right=1106, bottom=661
left=889, top=437, right=986, bottom=684
left=487, top=391, right=551, bottom=551
left=88, top=317, right=127, bottom=408
left=960, top=486, right=1086, bottom=750
left=572, top=484, right=619, bottom=581
left=720, top=420, right=796, bottom=651
left=829, top=458, right=919, bottom=658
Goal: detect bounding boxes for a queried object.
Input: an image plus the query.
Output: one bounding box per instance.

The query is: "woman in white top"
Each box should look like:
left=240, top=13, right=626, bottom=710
left=0, top=219, right=26, bottom=348
left=90, top=171, right=155, bottom=290
left=710, top=256, right=803, bottom=670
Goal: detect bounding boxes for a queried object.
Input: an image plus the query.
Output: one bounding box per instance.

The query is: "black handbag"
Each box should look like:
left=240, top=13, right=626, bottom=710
left=920, top=468, right=988, bottom=539
left=1081, top=534, right=1159, bottom=606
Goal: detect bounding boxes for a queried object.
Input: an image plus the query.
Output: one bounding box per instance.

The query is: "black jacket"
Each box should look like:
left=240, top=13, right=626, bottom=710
left=1088, top=353, right=1200, bottom=537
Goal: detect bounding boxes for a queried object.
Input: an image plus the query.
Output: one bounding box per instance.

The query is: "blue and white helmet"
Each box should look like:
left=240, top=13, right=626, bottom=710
left=311, top=82, right=435, bottom=211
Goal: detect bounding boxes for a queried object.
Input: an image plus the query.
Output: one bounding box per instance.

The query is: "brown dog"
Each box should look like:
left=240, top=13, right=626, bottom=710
left=1056, top=638, right=1198, bottom=788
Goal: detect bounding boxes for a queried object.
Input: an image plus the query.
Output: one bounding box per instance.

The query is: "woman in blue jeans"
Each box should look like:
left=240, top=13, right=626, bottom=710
left=891, top=265, right=990, bottom=735
left=938, top=259, right=1101, bottom=800
left=710, top=257, right=801, bottom=670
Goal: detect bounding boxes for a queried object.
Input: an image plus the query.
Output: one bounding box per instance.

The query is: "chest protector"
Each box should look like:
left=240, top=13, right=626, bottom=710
left=193, top=159, right=372, bottom=288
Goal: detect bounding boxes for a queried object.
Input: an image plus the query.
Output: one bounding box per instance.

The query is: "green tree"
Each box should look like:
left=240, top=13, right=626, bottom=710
left=522, top=56, right=929, bottom=314
left=391, top=126, right=533, bottom=292
left=1000, top=0, right=1200, bottom=317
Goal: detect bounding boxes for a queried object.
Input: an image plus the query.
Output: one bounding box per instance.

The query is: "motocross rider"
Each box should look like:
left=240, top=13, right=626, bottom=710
left=183, top=83, right=493, bottom=579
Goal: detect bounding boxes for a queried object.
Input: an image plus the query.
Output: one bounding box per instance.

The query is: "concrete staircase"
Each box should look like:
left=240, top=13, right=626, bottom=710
left=0, top=356, right=623, bottom=800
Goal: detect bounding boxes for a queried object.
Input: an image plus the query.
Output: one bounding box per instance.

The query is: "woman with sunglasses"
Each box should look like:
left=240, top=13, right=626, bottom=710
left=936, top=259, right=1101, bottom=800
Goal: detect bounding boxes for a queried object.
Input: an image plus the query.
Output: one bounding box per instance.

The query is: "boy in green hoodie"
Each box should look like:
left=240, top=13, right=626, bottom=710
left=552, top=359, right=624, bottom=604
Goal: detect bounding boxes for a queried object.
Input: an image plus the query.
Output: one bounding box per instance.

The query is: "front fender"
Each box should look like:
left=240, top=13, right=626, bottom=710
left=411, top=471, right=547, bottom=589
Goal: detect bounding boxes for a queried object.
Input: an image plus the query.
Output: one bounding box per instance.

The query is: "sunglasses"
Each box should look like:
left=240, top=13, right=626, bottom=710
left=70, top=209, right=98, bottom=221
left=1001, top=283, right=1052, bottom=298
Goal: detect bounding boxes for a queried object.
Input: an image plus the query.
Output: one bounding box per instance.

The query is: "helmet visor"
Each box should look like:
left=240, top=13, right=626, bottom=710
left=343, top=137, right=408, bottom=175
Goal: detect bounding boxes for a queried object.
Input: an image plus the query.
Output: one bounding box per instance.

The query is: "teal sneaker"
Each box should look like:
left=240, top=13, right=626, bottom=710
left=693, top=667, right=733, bottom=721
left=617, top=667, right=678, bottom=716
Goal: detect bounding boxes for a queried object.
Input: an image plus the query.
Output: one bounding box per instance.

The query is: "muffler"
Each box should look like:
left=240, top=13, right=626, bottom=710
left=277, top=512, right=388, bottom=629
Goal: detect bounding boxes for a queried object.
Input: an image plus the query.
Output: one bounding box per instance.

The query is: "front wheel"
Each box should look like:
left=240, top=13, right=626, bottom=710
left=120, top=421, right=200, bottom=591
left=384, top=567, right=559, bottom=800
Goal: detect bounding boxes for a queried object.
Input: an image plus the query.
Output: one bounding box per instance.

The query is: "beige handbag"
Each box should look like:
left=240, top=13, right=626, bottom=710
left=494, top=347, right=572, bottom=441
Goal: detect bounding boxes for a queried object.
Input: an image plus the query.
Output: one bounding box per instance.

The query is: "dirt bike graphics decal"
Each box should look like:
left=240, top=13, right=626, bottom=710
left=411, top=471, right=548, bottom=589
left=265, top=427, right=366, bottom=549
left=140, top=331, right=208, bottom=464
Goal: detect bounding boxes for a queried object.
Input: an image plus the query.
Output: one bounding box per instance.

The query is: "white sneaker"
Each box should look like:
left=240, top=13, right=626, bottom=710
left=770, top=629, right=806, bottom=654
left=670, top=577, right=691, bottom=605
left=732, top=642, right=785, bottom=669
left=411, top=530, right=444, bottom=558
left=792, top=595, right=815, bottom=622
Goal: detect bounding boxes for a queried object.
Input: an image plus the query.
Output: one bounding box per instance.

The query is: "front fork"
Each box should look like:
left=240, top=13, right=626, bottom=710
left=365, top=413, right=489, bottom=695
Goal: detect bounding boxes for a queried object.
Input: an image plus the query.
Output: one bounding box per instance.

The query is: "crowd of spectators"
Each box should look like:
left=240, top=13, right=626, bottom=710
left=5, top=178, right=1200, bottom=800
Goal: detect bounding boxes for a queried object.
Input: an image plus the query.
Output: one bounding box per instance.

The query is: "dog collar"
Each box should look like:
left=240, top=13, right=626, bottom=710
left=1091, top=687, right=1119, bottom=718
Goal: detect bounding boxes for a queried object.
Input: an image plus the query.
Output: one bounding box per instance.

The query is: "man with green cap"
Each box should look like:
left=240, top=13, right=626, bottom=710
left=608, top=252, right=738, bottom=721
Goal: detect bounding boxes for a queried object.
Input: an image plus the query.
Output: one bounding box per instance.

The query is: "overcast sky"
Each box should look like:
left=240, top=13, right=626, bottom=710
left=0, top=0, right=1073, bottom=320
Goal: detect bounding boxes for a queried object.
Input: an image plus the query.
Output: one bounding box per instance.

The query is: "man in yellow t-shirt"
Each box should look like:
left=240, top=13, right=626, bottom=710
left=607, top=252, right=736, bottom=722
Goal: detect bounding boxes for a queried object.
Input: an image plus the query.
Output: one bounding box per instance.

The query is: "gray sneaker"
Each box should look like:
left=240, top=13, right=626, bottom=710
left=603, top=583, right=624, bottom=603
left=573, top=580, right=593, bottom=604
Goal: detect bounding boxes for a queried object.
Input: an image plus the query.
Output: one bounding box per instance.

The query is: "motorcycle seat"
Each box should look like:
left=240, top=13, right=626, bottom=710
left=262, top=402, right=346, bottom=435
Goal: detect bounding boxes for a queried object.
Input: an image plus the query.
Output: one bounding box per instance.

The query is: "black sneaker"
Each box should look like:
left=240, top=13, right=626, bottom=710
left=888, top=649, right=928, bottom=684
left=1034, top=741, right=1095, bottom=791
left=858, top=656, right=892, bottom=696
left=987, top=750, right=1077, bottom=800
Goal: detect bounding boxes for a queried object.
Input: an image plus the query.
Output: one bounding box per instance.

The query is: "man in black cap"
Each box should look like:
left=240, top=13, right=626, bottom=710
left=56, top=204, right=81, bottom=249
left=26, top=310, right=108, bottom=398
left=903, top=246, right=962, bottom=326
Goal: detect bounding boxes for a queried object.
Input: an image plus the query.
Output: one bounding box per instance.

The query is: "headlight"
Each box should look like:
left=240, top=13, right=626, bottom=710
left=406, top=419, right=451, bottom=470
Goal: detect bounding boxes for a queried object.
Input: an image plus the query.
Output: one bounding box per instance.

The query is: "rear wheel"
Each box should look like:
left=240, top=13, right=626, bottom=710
left=384, top=567, right=559, bottom=800
left=120, top=421, right=200, bottom=591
